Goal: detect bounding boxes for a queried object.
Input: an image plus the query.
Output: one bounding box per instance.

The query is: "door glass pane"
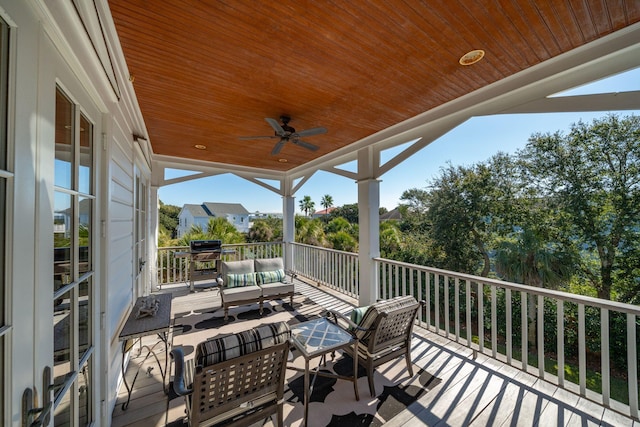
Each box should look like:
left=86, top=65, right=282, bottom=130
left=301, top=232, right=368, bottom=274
left=53, top=289, right=72, bottom=396
left=55, top=90, right=73, bottom=189
left=78, top=114, right=92, bottom=194
left=78, top=278, right=91, bottom=360
left=0, top=16, right=8, bottom=170
left=54, top=192, right=73, bottom=291
left=0, top=17, right=8, bottom=424
left=79, top=196, right=92, bottom=274
left=78, top=357, right=92, bottom=426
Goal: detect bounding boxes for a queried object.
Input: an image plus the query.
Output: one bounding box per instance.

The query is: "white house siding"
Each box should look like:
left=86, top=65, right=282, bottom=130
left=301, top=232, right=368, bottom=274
left=0, top=1, right=147, bottom=425
left=106, top=122, right=137, bottom=416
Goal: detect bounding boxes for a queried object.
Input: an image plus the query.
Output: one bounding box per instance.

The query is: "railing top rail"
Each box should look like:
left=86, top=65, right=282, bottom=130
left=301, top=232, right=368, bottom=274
left=291, top=242, right=359, bottom=257
left=158, top=242, right=281, bottom=250
left=374, top=257, right=640, bottom=316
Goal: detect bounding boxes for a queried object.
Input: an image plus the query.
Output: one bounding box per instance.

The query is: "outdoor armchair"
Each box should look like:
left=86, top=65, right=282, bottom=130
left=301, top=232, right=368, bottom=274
left=170, top=321, right=291, bottom=427
left=326, top=295, right=423, bottom=396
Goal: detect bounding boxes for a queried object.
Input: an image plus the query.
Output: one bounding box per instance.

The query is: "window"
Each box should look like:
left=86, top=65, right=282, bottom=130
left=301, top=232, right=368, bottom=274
left=53, top=87, right=94, bottom=426
left=0, top=16, right=10, bottom=425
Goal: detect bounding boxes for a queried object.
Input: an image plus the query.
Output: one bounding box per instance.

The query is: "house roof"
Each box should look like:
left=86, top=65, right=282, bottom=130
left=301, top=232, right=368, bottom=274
left=313, top=207, right=336, bottom=216
left=380, top=208, right=402, bottom=221
left=108, top=2, right=640, bottom=175
left=181, top=204, right=209, bottom=218
left=203, top=203, right=250, bottom=216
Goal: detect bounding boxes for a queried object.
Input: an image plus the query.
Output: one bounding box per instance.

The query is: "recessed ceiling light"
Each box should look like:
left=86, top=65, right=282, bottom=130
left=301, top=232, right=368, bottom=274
left=459, top=49, right=485, bottom=66
left=278, top=158, right=288, bottom=163
left=194, top=144, right=207, bottom=150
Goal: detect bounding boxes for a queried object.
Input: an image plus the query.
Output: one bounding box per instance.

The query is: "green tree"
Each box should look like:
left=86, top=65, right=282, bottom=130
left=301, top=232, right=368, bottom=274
left=299, top=195, right=315, bottom=217
left=247, top=217, right=283, bottom=242
left=320, top=194, right=334, bottom=214
left=520, top=114, right=640, bottom=300
left=159, top=200, right=181, bottom=240
left=327, top=230, right=358, bottom=252
left=495, top=227, right=575, bottom=344
left=295, top=216, right=327, bottom=246
left=379, top=220, right=402, bottom=257
left=329, top=203, right=358, bottom=224
left=178, top=217, right=245, bottom=245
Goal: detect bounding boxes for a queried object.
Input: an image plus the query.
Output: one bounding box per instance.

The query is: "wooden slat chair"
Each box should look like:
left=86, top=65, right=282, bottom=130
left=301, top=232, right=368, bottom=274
left=170, top=321, right=291, bottom=427
left=327, top=295, right=422, bottom=396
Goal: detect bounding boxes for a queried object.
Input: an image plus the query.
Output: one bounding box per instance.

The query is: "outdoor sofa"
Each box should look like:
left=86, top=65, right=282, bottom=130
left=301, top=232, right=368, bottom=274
left=217, top=257, right=295, bottom=320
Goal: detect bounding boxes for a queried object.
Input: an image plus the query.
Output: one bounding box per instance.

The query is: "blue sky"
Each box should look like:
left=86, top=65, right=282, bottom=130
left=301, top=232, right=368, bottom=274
left=159, top=67, right=640, bottom=213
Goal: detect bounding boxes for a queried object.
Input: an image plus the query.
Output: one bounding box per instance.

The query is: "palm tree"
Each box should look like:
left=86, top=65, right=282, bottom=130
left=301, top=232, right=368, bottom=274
left=495, top=228, right=574, bottom=346
left=320, top=194, right=334, bottom=215
left=299, top=195, right=315, bottom=217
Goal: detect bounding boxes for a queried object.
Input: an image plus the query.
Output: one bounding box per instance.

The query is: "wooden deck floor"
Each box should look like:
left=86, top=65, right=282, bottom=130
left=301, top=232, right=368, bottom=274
left=111, top=279, right=639, bottom=427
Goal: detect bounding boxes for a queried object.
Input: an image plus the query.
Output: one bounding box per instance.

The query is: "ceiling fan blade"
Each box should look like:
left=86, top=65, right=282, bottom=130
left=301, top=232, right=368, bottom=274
left=238, top=135, right=278, bottom=140
left=271, top=139, right=286, bottom=155
left=293, top=139, right=319, bottom=151
left=265, top=118, right=286, bottom=136
left=294, top=127, right=327, bottom=138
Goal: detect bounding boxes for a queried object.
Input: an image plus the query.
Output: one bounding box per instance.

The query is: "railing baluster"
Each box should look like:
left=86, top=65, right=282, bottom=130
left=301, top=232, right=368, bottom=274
left=557, top=300, right=564, bottom=387
left=506, top=288, right=512, bottom=364
left=538, top=294, right=544, bottom=379
left=491, top=286, right=497, bottom=358
left=465, top=280, right=471, bottom=347
left=454, top=277, right=460, bottom=343
left=521, top=291, right=528, bottom=370
left=628, top=313, right=638, bottom=419
left=444, top=275, right=450, bottom=338
left=435, top=274, right=440, bottom=334
left=579, top=303, right=586, bottom=396
left=601, top=308, right=610, bottom=407
left=478, top=282, right=484, bottom=353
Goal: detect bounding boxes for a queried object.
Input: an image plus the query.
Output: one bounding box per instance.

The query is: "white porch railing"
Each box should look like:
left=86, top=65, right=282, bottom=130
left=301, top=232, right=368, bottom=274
left=290, top=242, right=359, bottom=299
left=156, top=241, right=639, bottom=418
left=375, top=257, right=640, bottom=420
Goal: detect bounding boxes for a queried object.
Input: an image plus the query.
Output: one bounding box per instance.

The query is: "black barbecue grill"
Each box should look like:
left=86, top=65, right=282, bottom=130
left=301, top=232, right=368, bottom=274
left=190, top=239, right=222, bottom=261
left=182, top=240, right=225, bottom=292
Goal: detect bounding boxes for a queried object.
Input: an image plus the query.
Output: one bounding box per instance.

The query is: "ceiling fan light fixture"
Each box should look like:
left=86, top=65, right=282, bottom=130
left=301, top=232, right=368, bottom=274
left=459, top=49, right=485, bottom=66
left=194, top=144, right=207, bottom=150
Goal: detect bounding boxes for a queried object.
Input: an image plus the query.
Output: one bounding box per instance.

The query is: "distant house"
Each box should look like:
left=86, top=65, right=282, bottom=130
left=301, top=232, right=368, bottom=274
left=312, top=207, right=336, bottom=218
left=177, top=202, right=250, bottom=237
left=380, top=207, right=402, bottom=221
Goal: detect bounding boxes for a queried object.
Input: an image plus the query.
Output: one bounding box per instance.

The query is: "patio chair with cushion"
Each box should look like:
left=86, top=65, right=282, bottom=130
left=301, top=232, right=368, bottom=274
left=170, top=321, right=291, bottom=427
left=326, top=295, right=423, bottom=396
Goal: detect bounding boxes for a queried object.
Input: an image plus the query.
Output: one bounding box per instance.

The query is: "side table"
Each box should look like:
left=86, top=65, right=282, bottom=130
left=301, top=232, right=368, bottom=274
left=289, top=317, right=359, bottom=426
left=118, top=293, right=172, bottom=410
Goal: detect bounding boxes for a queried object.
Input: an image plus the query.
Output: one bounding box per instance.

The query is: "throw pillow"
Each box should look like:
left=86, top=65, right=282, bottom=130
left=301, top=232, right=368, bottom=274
left=225, top=272, right=257, bottom=288
left=257, top=269, right=286, bottom=285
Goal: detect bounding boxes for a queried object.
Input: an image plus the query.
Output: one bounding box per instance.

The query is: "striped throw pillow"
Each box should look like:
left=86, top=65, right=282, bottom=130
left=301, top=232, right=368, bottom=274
left=225, top=272, right=257, bottom=288
left=257, top=269, right=286, bottom=285
left=196, top=321, right=291, bottom=367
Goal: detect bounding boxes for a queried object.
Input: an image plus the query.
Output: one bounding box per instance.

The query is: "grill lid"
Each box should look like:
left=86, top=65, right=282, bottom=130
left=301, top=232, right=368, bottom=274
left=190, top=240, right=222, bottom=252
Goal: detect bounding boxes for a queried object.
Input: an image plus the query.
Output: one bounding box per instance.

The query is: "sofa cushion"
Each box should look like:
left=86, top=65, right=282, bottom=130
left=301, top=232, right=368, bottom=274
left=221, top=259, right=255, bottom=275
left=220, top=285, right=262, bottom=303
left=254, top=258, right=284, bottom=272
left=257, top=268, right=286, bottom=285
left=259, top=281, right=294, bottom=297
left=195, top=321, right=291, bottom=367
left=225, top=272, right=257, bottom=288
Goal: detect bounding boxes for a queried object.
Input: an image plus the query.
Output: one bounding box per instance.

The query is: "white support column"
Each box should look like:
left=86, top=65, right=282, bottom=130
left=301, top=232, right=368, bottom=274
left=149, top=185, right=160, bottom=290
left=357, top=148, right=380, bottom=306
left=282, top=195, right=296, bottom=271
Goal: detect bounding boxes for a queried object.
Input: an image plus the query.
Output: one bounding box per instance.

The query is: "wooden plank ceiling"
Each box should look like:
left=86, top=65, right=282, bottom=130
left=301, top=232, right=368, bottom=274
left=108, top=1, right=640, bottom=172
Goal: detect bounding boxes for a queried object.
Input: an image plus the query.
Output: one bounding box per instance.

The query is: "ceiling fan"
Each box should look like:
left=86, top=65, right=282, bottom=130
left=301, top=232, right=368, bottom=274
left=239, top=116, right=327, bottom=155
